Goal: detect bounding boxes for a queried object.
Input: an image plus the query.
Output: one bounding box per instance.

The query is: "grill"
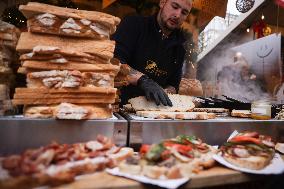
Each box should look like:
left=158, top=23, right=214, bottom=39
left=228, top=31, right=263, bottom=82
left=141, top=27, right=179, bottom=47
left=195, top=95, right=283, bottom=118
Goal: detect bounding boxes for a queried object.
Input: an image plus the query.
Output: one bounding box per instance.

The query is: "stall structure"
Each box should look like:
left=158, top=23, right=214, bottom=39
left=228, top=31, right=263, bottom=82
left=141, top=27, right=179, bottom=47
left=0, top=1, right=284, bottom=189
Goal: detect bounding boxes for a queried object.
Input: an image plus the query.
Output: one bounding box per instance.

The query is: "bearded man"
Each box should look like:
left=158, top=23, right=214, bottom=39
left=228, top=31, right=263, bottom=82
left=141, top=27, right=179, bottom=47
left=112, top=0, right=193, bottom=106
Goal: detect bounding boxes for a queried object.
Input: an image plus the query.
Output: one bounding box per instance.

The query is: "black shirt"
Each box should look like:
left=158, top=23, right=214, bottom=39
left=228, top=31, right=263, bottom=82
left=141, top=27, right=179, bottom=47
left=111, top=14, right=186, bottom=104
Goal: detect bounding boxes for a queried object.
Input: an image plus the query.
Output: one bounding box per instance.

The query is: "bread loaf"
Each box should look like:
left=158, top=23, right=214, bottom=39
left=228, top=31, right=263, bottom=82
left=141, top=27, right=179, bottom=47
left=179, top=78, right=203, bottom=96
left=24, top=103, right=112, bottom=119
left=128, top=94, right=195, bottom=112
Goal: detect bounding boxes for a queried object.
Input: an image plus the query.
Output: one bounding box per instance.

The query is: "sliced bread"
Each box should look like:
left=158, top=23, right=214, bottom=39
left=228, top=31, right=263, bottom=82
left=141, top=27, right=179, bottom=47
left=128, top=94, right=195, bottom=112
left=231, top=109, right=251, bottom=118
left=136, top=111, right=208, bottom=120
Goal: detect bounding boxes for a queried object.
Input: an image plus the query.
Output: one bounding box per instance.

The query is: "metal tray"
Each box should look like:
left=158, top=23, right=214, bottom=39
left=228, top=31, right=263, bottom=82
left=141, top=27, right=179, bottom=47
left=123, top=112, right=284, bottom=149
left=0, top=113, right=128, bottom=155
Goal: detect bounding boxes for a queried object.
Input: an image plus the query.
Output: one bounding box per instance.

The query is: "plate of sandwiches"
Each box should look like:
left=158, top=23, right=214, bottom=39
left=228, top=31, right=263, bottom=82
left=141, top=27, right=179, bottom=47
left=107, top=135, right=217, bottom=189
left=0, top=135, right=133, bottom=189
left=213, top=131, right=284, bottom=174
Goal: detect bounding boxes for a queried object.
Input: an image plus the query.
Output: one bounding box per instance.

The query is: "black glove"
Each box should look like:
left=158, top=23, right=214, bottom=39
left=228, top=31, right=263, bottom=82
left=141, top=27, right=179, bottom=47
left=137, top=75, right=173, bottom=106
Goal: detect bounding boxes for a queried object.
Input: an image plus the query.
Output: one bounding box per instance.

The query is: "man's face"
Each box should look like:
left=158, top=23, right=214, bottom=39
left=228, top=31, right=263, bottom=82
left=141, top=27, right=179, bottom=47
left=159, top=0, right=192, bottom=30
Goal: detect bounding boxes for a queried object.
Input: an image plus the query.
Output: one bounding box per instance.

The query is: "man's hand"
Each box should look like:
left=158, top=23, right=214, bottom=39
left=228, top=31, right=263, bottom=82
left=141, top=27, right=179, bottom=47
left=137, top=75, right=173, bottom=106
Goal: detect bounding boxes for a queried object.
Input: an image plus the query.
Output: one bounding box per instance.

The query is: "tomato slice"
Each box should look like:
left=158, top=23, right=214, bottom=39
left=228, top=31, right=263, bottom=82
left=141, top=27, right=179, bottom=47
left=163, top=141, right=192, bottom=152
left=229, top=136, right=261, bottom=145
left=140, top=144, right=151, bottom=155
left=161, top=150, right=171, bottom=160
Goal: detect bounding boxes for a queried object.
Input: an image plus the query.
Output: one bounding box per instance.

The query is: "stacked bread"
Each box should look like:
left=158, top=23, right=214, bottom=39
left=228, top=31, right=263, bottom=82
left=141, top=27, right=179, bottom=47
left=126, top=94, right=215, bottom=120
left=13, top=2, right=121, bottom=119
left=0, top=21, right=20, bottom=115
left=0, top=21, right=20, bottom=51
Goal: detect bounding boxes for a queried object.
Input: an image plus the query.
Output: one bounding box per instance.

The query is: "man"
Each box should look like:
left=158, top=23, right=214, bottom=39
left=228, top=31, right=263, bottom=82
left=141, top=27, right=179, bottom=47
left=112, top=0, right=192, bottom=106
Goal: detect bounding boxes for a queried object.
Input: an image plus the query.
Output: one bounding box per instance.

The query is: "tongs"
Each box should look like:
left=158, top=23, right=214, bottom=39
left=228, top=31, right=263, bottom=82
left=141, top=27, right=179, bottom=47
left=222, top=95, right=249, bottom=104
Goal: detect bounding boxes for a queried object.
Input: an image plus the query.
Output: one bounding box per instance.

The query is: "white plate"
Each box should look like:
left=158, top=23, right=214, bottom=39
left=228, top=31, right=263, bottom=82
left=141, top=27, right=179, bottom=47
left=213, top=130, right=284, bottom=174
left=106, top=167, right=189, bottom=189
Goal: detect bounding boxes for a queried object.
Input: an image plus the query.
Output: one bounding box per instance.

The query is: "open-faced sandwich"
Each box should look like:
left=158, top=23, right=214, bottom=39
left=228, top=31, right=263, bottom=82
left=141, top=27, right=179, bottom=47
left=0, top=135, right=133, bottom=189
left=220, top=131, right=275, bottom=170
left=119, top=135, right=217, bottom=179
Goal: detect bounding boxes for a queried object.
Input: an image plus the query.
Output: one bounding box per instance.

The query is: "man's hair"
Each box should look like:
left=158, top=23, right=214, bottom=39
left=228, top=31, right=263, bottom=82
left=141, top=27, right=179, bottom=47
left=162, top=0, right=192, bottom=4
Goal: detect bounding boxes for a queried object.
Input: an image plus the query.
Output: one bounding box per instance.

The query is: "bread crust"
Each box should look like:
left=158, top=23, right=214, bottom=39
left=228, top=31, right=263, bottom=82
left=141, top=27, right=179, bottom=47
left=15, top=87, right=117, bottom=94
left=118, top=162, right=141, bottom=175
left=22, top=61, right=120, bottom=75
left=20, top=53, right=110, bottom=64
left=142, top=165, right=167, bottom=179
left=223, top=153, right=273, bottom=170
left=24, top=103, right=112, bottom=119
left=231, top=110, right=251, bottom=118
left=27, top=16, right=111, bottom=39
left=17, top=32, right=115, bottom=60
left=19, top=2, right=120, bottom=32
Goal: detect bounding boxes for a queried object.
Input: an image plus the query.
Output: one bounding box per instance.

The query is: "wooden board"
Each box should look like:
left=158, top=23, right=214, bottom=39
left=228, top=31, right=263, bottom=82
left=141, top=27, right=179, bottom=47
left=52, top=166, right=265, bottom=189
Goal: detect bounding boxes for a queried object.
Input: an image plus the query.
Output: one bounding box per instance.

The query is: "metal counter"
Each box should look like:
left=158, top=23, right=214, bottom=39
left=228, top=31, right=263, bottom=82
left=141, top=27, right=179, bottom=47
left=126, top=114, right=284, bottom=148
left=0, top=113, right=128, bottom=155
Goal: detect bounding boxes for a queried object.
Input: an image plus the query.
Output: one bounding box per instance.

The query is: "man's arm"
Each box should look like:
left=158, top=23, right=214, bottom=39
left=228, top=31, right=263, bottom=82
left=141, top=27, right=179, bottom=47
left=127, top=65, right=144, bottom=85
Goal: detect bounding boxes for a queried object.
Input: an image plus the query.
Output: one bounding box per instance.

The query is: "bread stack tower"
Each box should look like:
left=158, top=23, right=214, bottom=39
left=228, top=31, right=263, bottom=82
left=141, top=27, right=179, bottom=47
left=0, top=21, right=20, bottom=115
left=13, top=2, right=121, bottom=119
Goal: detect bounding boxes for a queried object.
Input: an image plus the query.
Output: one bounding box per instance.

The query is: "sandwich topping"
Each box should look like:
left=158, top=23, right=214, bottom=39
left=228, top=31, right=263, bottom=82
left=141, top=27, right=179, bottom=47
left=119, top=135, right=216, bottom=179
left=221, top=132, right=275, bottom=159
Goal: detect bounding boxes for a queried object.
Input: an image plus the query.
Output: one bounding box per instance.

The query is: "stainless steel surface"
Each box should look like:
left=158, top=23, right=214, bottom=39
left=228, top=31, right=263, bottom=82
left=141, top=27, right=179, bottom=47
left=0, top=114, right=127, bottom=155
left=129, top=117, right=284, bottom=148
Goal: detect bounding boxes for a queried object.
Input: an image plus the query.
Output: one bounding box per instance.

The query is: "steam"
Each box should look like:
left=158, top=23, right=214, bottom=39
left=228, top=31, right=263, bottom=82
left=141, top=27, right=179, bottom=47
left=198, top=34, right=271, bottom=102
left=218, top=78, right=270, bottom=103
